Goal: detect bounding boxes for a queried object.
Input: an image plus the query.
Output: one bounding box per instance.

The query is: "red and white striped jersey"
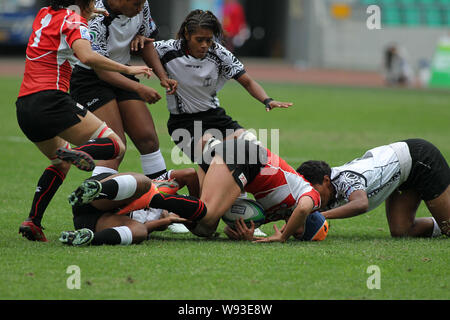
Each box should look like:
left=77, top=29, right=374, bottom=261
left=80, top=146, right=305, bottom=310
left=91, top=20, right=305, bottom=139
left=18, top=7, right=91, bottom=97
left=245, top=148, right=321, bottom=222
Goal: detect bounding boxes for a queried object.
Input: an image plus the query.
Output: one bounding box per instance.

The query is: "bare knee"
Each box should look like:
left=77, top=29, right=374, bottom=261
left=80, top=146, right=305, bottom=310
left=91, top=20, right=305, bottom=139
left=389, top=228, right=409, bottom=238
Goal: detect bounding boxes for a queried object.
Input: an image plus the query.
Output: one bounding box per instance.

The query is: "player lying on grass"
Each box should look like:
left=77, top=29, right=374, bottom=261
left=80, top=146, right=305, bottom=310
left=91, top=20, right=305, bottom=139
left=60, top=168, right=204, bottom=246
left=297, top=138, right=450, bottom=238
left=183, top=135, right=332, bottom=243
left=16, top=0, right=153, bottom=242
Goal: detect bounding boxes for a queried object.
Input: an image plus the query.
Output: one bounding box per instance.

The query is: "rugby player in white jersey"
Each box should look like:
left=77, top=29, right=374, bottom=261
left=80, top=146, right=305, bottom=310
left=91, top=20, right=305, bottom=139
left=70, top=0, right=177, bottom=181
left=297, top=139, right=450, bottom=238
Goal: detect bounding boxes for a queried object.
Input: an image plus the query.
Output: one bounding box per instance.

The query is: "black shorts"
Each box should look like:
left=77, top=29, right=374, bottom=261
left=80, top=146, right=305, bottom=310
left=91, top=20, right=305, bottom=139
left=400, top=138, right=450, bottom=200
left=167, top=107, right=243, bottom=162
left=16, top=90, right=88, bottom=142
left=70, top=65, right=143, bottom=112
left=72, top=203, right=105, bottom=231
left=199, top=139, right=268, bottom=191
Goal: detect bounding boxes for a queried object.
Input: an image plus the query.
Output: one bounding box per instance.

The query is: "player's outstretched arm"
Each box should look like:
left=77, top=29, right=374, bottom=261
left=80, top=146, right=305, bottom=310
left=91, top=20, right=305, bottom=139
left=254, top=196, right=313, bottom=243
left=322, top=190, right=369, bottom=219
left=236, top=73, right=293, bottom=112
left=72, top=39, right=152, bottom=77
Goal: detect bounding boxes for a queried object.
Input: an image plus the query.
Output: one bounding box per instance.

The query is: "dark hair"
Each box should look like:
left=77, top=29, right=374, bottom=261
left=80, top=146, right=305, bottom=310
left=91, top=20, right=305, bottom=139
left=296, top=160, right=331, bottom=185
left=176, top=9, right=223, bottom=42
left=49, top=0, right=91, bottom=11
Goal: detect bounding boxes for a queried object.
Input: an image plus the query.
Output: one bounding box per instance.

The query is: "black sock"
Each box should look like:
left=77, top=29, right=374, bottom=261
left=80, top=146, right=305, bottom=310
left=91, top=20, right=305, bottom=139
left=28, top=166, right=65, bottom=226
left=90, top=228, right=121, bottom=245
left=150, top=193, right=207, bottom=221
left=96, top=179, right=119, bottom=200
left=73, top=137, right=119, bottom=160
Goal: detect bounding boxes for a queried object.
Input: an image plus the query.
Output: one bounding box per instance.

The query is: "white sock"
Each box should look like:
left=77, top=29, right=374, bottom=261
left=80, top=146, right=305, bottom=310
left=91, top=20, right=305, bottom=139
left=140, top=150, right=166, bottom=177
left=431, top=218, right=442, bottom=238
left=112, top=175, right=137, bottom=200
left=112, top=226, right=133, bottom=245
left=92, top=166, right=118, bottom=177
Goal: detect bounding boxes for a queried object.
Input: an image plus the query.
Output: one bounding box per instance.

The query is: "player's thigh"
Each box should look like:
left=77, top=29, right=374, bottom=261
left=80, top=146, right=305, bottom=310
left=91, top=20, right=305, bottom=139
left=96, top=213, right=147, bottom=243
left=58, top=111, right=105, bottom=146
left=425, top=185, right=450, bottom=235
left=118, top=100, right=159, bottom=151
left=200, top=158, right=241, bottom=227
left=385, top=189, right=421, bottom=235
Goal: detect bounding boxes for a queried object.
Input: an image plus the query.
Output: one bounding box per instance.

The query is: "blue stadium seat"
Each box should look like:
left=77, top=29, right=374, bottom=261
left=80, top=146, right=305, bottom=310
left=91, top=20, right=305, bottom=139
left=382, top=6, right=403, bottom=25
left=424, top=8, right=443, bottom=25
left=444, top=9, right=450, bottom=25
left=403, top=8, right=422, bottom=25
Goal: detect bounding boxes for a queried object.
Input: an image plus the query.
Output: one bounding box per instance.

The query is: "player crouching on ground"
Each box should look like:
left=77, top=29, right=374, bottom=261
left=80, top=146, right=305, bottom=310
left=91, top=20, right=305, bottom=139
left=297, top=138, right=450, bottom=238
left=60, top=169, right=205, bottom=246
left=185, top=135, right=333, bottom=243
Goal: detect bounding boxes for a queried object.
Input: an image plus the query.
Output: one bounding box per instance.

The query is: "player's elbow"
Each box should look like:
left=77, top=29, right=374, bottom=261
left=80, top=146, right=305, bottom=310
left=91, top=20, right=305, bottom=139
left=77, top=53, right=92, bottom=66
left=357, top=198, right=369, bottom=213
left=77, top=51, right=98, bottom=67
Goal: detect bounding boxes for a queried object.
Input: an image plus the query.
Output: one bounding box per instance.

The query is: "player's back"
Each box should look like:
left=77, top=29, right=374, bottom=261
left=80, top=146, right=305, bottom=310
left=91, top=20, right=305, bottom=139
left=19, top=7, right=88, bottom=97
left=330, top=144, right=403, bottom=211
left=246, top=148, right=320, bottom=219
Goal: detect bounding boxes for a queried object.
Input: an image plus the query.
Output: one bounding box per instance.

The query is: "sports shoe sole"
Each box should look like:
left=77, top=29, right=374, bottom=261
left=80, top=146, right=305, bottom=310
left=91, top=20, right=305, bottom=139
left=56, top=147, right=95, bottom=172
left=68, top=180, right=102, bottom=206
left=60, top=228, right=94, bottom=246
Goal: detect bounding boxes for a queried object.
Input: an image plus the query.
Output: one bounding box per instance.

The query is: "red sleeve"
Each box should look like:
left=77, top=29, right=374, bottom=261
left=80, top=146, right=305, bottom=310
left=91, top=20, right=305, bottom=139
left=62, top=13, right=90, bottom=48
left=299, top=189, right=321, bottom=211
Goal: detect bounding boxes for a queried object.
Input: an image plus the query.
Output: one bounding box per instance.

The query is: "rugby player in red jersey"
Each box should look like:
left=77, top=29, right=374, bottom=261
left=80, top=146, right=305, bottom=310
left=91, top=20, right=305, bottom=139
left=16, top=0, right=152, bottom=242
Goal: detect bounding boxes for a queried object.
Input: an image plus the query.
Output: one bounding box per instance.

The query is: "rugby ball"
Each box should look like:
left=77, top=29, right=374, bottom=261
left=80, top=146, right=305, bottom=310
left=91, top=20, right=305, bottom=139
left=222, top=198, right=265, bottom=229
left=297, top=211, right=329, bottom=241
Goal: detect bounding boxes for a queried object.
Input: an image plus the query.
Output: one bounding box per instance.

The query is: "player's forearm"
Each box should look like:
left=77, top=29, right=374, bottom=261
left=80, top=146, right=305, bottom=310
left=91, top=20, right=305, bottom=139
left=282, top=210, right=308, bottom=241
left=73, top=40, right=129, bottom=74
left=141, top=42, right=169, bottom=81
left=94, top=69, right=142, bottom=92
left=239, top=75, right=271, bottom=103
left=322, top=200, right=368, bottom=219
left=144, top=218, right=171, bottom=233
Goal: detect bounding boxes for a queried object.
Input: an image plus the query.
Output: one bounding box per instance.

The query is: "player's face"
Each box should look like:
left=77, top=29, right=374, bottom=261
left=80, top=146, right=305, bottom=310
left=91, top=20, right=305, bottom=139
left=312, top=176, right=333, bottom=209
left=185, top=28, right=214, bottom=59
left=120, top=0, right=146, bottom=17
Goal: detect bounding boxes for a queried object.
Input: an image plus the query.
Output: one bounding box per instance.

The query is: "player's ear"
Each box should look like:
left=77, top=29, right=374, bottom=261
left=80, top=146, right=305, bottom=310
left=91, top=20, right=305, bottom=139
left=323, top=175, right=331, bottom=185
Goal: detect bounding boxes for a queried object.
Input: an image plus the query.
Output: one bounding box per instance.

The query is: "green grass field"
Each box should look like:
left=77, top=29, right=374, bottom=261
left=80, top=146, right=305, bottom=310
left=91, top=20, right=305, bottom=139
left=0, top=75, right=449, bottom=301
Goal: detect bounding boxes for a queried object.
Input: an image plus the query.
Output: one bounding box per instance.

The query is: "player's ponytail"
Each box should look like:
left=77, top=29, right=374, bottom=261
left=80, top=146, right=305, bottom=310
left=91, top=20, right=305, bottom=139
left=176, top=9, right=224, bottom=44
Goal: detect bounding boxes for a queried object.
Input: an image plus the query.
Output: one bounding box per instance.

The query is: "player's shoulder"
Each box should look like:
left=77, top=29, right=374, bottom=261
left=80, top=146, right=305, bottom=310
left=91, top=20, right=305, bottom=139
left=210, top=41, right=244, bottom=68
left=154, top=39, right=182, bottom=53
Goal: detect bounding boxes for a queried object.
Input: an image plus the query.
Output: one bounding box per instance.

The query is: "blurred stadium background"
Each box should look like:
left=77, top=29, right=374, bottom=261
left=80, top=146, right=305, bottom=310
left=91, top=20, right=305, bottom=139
left=1, top=0, right=450, bottom=88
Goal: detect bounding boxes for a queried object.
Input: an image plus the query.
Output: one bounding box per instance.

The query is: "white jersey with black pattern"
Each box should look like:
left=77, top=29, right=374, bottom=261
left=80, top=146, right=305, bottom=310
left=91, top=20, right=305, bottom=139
left=154, top=39, right=246, bottom=114
left=327, top=143, right=411, bottom=212
left=78, top=0, right=157, bottom=68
